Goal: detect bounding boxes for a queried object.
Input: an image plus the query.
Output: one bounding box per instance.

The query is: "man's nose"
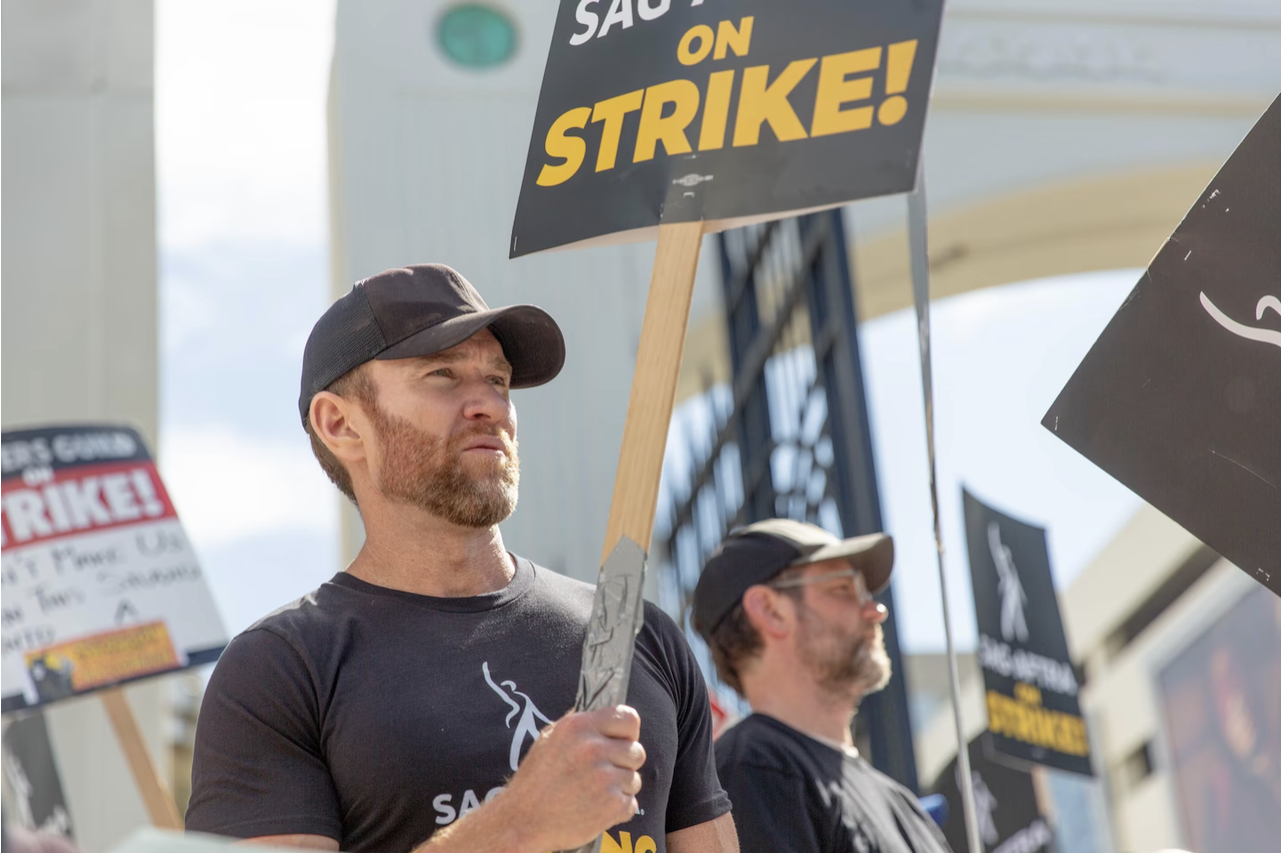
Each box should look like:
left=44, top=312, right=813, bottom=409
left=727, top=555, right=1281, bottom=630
left=862, top=598, right=889, bottom=624
left=462, top=379, right=511, bottom=422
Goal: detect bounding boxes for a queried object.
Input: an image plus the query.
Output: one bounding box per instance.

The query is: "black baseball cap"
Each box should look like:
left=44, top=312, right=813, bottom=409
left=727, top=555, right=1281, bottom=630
left=298, top=264, right=566, bottom=424
left=692, top=519, right=894, bottom=638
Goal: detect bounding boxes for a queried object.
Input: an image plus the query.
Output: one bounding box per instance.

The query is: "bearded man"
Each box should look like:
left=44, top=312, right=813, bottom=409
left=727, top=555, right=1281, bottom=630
left=693, top=520, right=948, bottom=852
left=185, top=265, right=736, bottom=853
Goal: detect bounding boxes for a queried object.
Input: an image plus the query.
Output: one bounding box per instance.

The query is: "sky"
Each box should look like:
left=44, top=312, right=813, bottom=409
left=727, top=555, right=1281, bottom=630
left=154, top=0, right=1143, bottom=649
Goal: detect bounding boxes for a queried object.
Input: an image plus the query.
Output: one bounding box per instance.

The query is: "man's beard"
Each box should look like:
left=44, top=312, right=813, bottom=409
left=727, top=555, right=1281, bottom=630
left=367, top=402, right=519, bottom=528
left=795, top=602, right=892, bottom=699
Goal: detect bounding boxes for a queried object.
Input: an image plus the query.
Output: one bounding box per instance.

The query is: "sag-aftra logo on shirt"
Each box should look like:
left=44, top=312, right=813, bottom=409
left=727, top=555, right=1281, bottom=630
left=428, top=662, right=657, bottom=853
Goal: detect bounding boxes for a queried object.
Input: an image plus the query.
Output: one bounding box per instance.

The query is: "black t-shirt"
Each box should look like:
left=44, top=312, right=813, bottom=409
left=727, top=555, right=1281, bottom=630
left=185, top=559, right=730, bottom=852
left=716, top=714, right=949, bottom=853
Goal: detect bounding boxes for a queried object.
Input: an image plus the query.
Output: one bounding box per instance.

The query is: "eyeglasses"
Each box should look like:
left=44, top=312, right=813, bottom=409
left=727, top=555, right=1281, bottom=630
left=770, top=568, right=874, bottom=603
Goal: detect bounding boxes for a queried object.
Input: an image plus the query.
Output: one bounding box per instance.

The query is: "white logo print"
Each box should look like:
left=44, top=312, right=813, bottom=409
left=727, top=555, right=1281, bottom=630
left=971, top=771, right=1001, bottom=847
left=482, top=662, right=552, bottom=772
left=988, top=522, right=1028, bottom=643
left=1199, top=292, right=1281, bottom=348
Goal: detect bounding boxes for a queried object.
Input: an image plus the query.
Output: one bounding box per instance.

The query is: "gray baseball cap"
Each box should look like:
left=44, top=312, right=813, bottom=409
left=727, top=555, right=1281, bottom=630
left=692, top=519, right=894, bottom=637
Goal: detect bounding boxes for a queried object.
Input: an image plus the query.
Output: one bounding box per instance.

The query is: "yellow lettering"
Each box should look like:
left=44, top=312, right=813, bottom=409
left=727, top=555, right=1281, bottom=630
left=713, top=17, right=753, bottom=60
left=635, top=834, right=657, bottom=853
left=698, top=69, right=735, bottom=150
left=810, top=47, right=879, bottom=137
left=677, top=24, right=714, bottom=66
left=600, top=831, right=623, bottom=853
left=634, top=79, right=700, bottom=162
left=1014, top=682, right=1042, bottom=705
left=986, top=689, right=1090, bottom=756
left=733, top=59, right=816, bottom=146
left=591, top=90, right=645, bottom=171
left=536, top=107, right=592, bottom=186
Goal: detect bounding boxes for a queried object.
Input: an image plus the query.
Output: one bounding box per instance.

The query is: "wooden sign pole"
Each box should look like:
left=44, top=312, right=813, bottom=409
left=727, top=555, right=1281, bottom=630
left=600, top=220, right=705, bottom=563
left=100, top=688, right=183, bottom=830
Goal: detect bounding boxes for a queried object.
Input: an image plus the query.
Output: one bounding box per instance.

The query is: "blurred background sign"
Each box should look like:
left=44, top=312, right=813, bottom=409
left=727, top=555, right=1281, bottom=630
left=963, top=488, right=1093, bottom=777
left=1043, top=97, right=1281, bottom=594
left=929, top=734, right=1053, bottom=854
left=1, top=425, right=227, bottom=713
left=2, top=712, right=75, bottom=840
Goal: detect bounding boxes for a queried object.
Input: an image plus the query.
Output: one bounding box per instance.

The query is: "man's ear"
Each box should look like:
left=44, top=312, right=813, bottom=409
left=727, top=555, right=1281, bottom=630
left=741, top=585, right=792, bottom=641
left=310, top=391, right=367, bottom=465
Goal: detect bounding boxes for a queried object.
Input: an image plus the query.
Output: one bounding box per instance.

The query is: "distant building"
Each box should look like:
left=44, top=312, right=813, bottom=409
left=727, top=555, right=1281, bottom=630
left=1, top=0, right=182, bottom=850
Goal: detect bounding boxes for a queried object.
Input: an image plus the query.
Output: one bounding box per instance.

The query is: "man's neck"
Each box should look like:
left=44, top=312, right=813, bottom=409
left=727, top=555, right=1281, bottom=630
left=742, top=662, right=861, bottom=749
left=346, top=500, right=515, bottom=598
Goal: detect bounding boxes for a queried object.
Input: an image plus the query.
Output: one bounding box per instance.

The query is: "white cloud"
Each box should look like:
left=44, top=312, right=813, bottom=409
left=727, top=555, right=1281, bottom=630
left=155, top=0, right=337, bottom=251
left=158, top=424, right=338, bottom=549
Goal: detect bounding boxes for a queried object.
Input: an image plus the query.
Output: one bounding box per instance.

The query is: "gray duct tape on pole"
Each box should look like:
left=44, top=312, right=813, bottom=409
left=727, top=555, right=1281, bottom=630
left=907, top=160, right=984, bottom=854
left=569, top=535, right=649, bottom=853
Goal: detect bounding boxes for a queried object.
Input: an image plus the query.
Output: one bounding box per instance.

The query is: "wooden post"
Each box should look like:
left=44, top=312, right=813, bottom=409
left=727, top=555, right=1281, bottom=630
left=600, top=220, right=705, bottom=563
left=101, top=688, right=183, bottom=830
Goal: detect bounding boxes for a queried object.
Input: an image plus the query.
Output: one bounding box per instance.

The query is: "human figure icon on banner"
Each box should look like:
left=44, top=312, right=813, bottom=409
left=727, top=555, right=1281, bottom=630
left=970, top=771, right=1000, bottom=847
left=988, top=522, right=1028, bottom=643
left=481, top=661, right=553, bottom=772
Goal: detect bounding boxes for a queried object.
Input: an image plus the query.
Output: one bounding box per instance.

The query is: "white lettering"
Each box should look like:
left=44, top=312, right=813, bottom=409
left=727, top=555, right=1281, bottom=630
left=432, top=793, right=456, bottom=825
left=102, top=474, right=141, bottom=521
left=598, top=0, right=633, bottom=37
left=636, top=0, right=670, bottom=21
left=2, top=491, right=53, bottom=542
left=60, top=479, right=113, bottom=528
left=569, top=0, right=600, bottom=45
left=459, top=789, right=481, bottom=818
left=979, top=634, right=1078, bottom=695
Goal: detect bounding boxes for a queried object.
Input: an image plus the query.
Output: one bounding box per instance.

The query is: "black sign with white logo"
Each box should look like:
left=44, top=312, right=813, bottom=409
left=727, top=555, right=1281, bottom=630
left=930, top=734, right=1053, bottom=854
left=963, top=489, right=1093, bottom=777
left=1042, top=96, right=1280, bottom=595
left=510, top=0, right=944, bottom=256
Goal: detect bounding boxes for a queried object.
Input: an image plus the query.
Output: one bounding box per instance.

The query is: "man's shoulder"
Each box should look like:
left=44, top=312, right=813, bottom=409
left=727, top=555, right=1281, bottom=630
left=715, top=715, right=815, bottom=777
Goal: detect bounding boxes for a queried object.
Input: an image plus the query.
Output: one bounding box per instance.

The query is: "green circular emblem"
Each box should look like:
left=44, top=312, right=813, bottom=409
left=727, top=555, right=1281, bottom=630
left=437, top=5, right=518, bottom=69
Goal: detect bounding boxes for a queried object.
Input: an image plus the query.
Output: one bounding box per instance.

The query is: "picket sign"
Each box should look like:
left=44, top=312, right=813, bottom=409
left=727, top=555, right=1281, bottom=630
left=100, top=688, right=183, bottom=829
left=599, top=221, right=705, bottom=565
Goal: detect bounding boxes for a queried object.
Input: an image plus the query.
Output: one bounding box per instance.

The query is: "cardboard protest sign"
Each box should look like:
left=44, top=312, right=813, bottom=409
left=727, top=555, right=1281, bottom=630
left=963, top=489, right=1093, bottom=777
left=1, top=425, right=227, bottom=712
left=1043, top=96, right=1280, bottom=594
left=511, top=0, right=945, bottom=256
left=930, top=735, right=1054, bottom=854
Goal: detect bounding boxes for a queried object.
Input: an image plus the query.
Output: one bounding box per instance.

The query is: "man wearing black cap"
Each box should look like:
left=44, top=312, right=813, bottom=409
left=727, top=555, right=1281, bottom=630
left=186, top=265, right=735, bottom=853
left=694, top=519, right=948, bottom=852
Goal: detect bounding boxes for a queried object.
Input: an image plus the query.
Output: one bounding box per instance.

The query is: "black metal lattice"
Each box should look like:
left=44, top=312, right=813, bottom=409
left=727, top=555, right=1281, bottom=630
left=655, top=208, right=920, bottom=792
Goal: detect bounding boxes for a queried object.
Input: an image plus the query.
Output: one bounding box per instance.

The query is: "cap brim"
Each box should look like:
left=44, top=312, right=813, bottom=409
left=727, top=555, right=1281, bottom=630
left=791, top=533, right=894, bottom=594
left=376, top=304, right=565, bottom=388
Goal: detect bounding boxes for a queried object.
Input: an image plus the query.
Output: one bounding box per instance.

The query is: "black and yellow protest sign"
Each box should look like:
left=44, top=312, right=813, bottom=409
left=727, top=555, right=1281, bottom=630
left=1043, top=97, right=1280, bottom=594
left=930, top=735, right=1054, bottom=853
left=963, top=489, right=1094, bottom=777
left=511, top=0, right=944, bottom=257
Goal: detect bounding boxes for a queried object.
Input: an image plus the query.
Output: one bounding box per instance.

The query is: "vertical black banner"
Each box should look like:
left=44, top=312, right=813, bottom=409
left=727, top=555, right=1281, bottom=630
left=1043, top=97, right=1280, bottom=594
left=963, top=488, right=1093, bottom=777
left=930, top=735, right=1053, bottom=853
left=2, top=713, right=74, bottom=839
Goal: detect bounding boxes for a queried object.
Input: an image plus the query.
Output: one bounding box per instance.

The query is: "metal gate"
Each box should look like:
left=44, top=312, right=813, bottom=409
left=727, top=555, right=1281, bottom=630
left=655, top=208, right=919, bottom=792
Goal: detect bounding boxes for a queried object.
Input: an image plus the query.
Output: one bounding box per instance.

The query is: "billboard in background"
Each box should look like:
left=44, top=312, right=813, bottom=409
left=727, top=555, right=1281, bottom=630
left=1, top=425, right=227, bottom=712
left=1043, top=96, right=1280, bottom=593
left=963, top=488, right=1093, bottom=777
left=930, top=734, right=1053, bottom=854
left=1158, top=585, right=1281, bottom=853
left=511, top=0, right=945, bottom=256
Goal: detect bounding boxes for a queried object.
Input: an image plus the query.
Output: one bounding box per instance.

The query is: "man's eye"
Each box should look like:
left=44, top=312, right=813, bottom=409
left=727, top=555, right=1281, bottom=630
left=490, top=376, right=511, bottom=387
left=430, top=368, right=453, bottom=378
